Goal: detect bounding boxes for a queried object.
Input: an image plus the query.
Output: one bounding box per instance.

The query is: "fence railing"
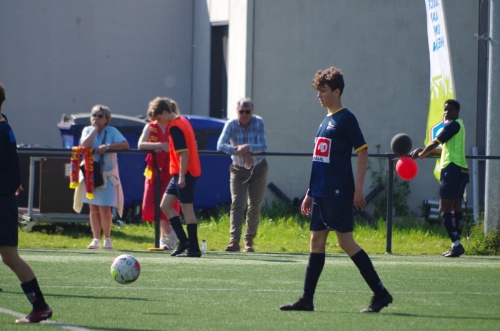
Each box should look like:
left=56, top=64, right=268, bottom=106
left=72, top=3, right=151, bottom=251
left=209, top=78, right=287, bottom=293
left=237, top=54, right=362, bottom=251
left=17, top=147, right=498, bottom=253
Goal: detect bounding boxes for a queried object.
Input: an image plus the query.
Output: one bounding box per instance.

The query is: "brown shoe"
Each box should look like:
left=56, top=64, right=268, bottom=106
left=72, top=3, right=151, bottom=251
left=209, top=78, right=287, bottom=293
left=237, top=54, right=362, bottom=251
left=244, top=240, right=255, bottom=252
left=225, top=240, right=240, bottom=252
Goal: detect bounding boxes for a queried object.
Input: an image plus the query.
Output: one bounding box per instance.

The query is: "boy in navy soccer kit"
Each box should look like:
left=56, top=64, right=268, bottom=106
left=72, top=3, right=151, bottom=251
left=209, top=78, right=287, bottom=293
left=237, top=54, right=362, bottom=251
left=0, top=83, right=52, bottom=323
left=280, top=66, right=392, bottom=313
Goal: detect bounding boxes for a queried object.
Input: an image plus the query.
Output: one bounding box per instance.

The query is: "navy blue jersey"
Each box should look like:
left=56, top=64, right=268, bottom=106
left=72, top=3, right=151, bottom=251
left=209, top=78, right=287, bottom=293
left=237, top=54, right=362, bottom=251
left=0, top=114, right=21, bottom=195
left=308, top=108, right=367, bottom=199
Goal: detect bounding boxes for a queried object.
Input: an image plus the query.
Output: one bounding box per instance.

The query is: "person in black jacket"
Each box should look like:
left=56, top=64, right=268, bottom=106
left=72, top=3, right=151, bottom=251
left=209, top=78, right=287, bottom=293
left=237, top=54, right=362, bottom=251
left=0, top=83, right=53, bottom=323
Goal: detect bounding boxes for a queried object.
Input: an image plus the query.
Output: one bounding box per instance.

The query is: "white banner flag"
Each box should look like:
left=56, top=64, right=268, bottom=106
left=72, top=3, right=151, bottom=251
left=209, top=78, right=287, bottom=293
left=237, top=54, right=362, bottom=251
left=425, top=0, right=455, bottom=180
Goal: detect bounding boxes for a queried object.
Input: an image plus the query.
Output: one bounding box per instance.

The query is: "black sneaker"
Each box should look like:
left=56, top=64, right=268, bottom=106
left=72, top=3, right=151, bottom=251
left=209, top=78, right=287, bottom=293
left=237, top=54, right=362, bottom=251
left=280, top=298, right=314, bottom=311
left=443, top=244, right=465, bottom=258
left=171, top=242, right=190, bottom=256
left=360, top=293, right=393, bottom=313
left=177, top=250, right=202, bottom=258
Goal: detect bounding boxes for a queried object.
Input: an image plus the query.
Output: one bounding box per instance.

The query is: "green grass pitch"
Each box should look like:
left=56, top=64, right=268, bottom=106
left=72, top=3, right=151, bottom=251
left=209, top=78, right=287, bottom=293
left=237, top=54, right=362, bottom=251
left=1, top=249, right=500, bottom=330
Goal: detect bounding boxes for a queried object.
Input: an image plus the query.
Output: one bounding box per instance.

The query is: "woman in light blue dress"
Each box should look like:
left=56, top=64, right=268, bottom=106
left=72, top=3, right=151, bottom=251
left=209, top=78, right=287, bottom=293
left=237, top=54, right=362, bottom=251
left=80, top=105, right=129, bottom=249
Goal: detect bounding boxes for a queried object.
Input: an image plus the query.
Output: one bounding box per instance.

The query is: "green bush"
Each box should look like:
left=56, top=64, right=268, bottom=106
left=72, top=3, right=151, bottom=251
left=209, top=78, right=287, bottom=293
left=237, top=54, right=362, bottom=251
left=468, top=222, right=500, bottom=255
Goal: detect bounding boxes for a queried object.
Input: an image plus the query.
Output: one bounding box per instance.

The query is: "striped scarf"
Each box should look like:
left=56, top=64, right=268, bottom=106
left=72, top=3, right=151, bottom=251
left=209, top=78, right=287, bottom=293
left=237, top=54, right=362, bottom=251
left=70, top=146, right=95, bottom=199
left=144, top=122, right=161, bottom=180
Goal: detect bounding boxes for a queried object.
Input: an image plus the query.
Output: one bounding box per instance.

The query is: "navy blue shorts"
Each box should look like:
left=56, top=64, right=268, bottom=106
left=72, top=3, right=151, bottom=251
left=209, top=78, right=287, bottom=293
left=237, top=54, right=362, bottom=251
left=309, top=197, right=354, bottom=233
left=0, top=195, right=19, bottom=247
left=440, top=163, right=469, bottom=200
left=166, top=173, right=198, bottom=204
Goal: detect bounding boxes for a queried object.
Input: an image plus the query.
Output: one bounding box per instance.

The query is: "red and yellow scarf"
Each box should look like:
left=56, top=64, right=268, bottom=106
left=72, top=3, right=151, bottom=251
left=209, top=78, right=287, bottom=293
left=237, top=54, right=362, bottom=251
left=70, top=146, right=95, bottom=199
left=144, top=122, right=170, bottom=180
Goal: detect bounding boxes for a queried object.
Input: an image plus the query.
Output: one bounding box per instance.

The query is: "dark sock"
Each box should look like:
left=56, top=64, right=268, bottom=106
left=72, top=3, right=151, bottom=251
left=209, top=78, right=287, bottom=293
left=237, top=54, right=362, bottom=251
left=351, top=250, right=388, bottom=297
left=169, top=216, right=188, bottom=243
left=186, top=224, right=200, bottom=251
left=302, top=253, right=325, bottom=300
left=20, top=278, right=48, bottom=312
left=442, top=212, right=460, bottom=242
left=453, top=212, right=463, bottom=238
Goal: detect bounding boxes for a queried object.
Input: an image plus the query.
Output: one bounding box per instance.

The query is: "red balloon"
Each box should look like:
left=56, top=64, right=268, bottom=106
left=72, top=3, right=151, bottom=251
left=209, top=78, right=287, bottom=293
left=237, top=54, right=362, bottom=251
left=396, top=157, right=418, bottom=180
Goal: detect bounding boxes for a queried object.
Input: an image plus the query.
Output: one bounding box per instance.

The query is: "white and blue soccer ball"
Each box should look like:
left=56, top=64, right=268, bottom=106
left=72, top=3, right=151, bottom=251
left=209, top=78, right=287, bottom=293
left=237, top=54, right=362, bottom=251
left=110, top=254, right=141, bottom=284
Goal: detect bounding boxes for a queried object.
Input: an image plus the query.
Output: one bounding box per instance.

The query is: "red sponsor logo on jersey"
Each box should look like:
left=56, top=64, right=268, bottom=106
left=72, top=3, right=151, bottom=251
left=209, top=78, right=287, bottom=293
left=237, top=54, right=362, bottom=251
left=313, top=137, right=330, bottom=162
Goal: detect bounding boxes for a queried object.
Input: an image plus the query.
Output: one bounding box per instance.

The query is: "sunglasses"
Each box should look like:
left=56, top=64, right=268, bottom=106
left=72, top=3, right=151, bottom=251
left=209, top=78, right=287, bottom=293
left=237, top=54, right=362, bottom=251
left=92, top=113, right=104, bottom=119
left=238, top=110, right=252, bottom=115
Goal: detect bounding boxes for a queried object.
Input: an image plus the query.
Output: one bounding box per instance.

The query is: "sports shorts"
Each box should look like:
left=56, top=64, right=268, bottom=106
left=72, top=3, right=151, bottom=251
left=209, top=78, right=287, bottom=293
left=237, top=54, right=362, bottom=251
left=440, top=163, right=469, bottom=200
left=309, top=196, right=354, bottom=233
left=166, top=172, right=198, bottom=204
left=0, top=194, right=19, bottom=247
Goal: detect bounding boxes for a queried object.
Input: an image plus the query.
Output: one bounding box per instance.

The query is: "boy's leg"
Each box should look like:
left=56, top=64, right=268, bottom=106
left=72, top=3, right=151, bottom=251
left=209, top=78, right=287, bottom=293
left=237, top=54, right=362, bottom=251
left=175, top=174, right=201, bottom=257
left=1, top=247, right=52, bottom=323
left=440, top=199, right=465, bottom=257
left=161, top=192, right=189, bottom=255
left=336, top=232, right=392, bottom=313
left=161, top=193, right=185, bottom=238
left=302, top=230, right=329, bottom=299
left=440, top=168, right=467, bottom=257
left=182, top=203, right=200, bottom=253
left=280, top=230, right=328, bottom=311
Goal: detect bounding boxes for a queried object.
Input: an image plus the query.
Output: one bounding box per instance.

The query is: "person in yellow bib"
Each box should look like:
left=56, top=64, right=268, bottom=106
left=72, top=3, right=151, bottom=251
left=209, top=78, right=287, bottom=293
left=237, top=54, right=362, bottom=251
left=411, top=99, right=469, bottom=258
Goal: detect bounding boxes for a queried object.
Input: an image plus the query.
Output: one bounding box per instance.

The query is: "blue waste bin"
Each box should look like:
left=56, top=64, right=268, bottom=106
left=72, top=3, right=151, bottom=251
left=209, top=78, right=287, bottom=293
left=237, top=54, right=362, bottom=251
left=184, top=115, right=232, bottom=210
left=57, top=114, right=231, bottom=211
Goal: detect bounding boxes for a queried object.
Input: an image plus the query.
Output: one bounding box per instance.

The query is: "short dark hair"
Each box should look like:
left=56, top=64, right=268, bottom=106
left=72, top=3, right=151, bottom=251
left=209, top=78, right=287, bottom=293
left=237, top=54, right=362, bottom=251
left=0, top=83, right=5, bottom=109
left=312, top=66, right=345, bottom=95
left=445, top=99, right=460, bottom=111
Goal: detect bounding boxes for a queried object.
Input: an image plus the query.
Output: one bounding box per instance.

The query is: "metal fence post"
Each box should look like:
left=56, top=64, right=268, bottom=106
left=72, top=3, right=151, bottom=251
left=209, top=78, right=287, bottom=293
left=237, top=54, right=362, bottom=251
left=153, top=152, right=161, bottom=248
left=386, top=154, right=394, bottom=254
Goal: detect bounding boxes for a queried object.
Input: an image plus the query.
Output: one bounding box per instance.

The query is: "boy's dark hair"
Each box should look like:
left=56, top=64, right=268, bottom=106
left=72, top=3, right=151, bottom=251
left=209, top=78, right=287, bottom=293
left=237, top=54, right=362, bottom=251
left=147, top=97, right=180, bottom=119
left=0, top=83, right=5, bottom=109
left=445, top=99, right=460, bottom=111
left=312, top=66, right=345, bottom=95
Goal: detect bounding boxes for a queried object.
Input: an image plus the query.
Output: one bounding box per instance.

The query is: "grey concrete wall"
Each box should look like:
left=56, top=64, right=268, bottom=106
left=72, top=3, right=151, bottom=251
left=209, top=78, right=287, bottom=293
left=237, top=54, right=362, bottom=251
left=1, top=0, right=480, bottom=214
left=249, top=0, right=479, bottom=213
left=0, top=0, right=197, bottom=147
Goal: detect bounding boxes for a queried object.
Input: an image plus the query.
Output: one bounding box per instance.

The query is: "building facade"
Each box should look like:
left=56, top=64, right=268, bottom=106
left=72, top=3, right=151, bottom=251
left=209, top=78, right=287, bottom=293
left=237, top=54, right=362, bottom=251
left=0, top=0, right=483, bottom=214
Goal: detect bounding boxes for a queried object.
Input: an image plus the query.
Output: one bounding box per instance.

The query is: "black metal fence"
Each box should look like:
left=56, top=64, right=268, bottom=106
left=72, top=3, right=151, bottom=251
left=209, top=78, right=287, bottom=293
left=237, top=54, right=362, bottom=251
left=17, top=148, right=499, bottom=253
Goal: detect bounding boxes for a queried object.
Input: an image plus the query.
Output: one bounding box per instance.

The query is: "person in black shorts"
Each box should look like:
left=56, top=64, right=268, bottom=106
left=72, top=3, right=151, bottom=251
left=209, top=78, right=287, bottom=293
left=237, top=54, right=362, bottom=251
left=0, top=83, right=53, bottom=323
left=280, top=66, right=392, bottom=313
left=149, top=97, right=203, bottom=258
left=411, top=99, right=469, bottom=257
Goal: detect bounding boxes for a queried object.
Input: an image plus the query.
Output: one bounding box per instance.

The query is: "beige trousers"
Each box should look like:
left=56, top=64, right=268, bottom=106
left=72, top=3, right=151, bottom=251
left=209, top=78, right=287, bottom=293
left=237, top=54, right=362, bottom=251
left=229, top=159, right=268, bottom=243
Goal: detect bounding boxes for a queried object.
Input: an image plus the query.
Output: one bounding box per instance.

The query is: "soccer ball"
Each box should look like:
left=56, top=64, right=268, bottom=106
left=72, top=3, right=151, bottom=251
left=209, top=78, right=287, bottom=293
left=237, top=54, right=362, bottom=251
left=110, top=254, right=141, bottom=284
left=390, top=133, right=412, bottom=156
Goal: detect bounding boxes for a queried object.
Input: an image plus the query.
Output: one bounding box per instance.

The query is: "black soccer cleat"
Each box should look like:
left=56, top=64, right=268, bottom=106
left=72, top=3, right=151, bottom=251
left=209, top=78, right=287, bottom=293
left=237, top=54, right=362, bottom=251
left=176, top=250, right=202, bottom=258
left=280, top=298, right=314, bottom=311
left=16, top=306, right=53, bottom=323
left=443, top=244, right=465, bottom=258
left=360, top=293, right=393, bottom=313
left=171, top=241, right=190, bottom=256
